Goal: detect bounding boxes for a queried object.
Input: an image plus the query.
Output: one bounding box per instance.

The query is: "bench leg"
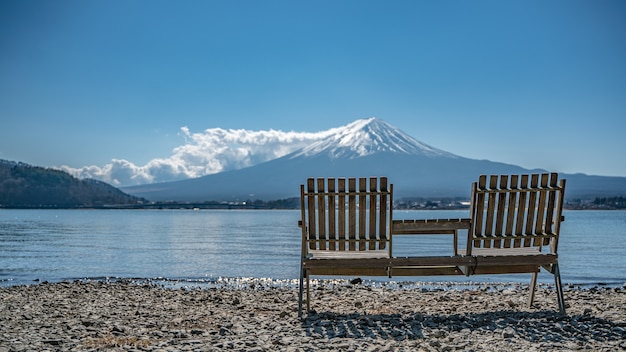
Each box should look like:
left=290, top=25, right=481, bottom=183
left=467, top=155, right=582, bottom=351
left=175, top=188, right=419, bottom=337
left=306, top=274, right=311, bottom=313
left=553, top=263, right=566, bottom=315
left=298, top=264, right=305, bottom=318
left=527, top=271, right=538, bottom=309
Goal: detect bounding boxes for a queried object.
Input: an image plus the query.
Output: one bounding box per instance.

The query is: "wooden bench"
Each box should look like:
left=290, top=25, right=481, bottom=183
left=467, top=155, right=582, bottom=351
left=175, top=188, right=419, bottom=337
left=458, top=173, right=567, bottom=314
left=298, top=177, right=393, bottom=317
left=298, top=173, right=566, bottom=317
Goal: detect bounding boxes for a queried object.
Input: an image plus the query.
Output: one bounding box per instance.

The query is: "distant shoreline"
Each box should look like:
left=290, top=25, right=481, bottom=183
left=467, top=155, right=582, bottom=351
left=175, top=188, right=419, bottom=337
left=1, top=202, right=624, bottom=210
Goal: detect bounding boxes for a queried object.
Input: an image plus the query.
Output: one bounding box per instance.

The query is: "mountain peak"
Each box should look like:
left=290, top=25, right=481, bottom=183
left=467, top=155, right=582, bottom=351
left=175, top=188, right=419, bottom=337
left=290, top=117, right=456, bottom=159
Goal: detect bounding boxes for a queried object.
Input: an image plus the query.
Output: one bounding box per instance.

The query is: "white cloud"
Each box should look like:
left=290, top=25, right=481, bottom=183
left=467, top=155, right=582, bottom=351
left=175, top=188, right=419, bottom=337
left=60, top=125, right=334, bottom=187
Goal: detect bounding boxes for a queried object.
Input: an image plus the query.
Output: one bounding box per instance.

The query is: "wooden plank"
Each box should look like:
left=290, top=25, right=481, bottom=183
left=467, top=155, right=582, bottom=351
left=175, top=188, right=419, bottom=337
left=483, top=175, right=499, bottom=248
left=328, top=178, right=336, bottom=250
left=338, top=178, right=346, bottom=251
left=533, top=173, right=549, bottom=246
left=393, top=252, right=557, bottom=275
left=524, top=174, right=539, bottom=247
left=493, top=175, right=508, bottom=248
left=348, top=178, right=356, bottom=251
left=390, top=267, right=463, bottom=276
left=471, top=186, right=562, bottom=194
left=514, top=175, right=529, bottom=248
left=300, top=184, right=307, bottom=259
left=474, top=254, right=557, bottom=265
left=473, top=176, right=487, bottom=247
left=504, top=174, right=518, bottom=248
left=307, top=250, right=389, bottom=260
left=303, top=190, right=392, bottom=196
left=543, top=173, right=558, bottom=245
left=469, top=265, right=541, bottom=275
left=468, top=247, right=542, bottom=256
left=358, top=177, right=367, bottom=251
left=394, top=230, right=457, bottom=235
left=379, top=177, right=388, bottom=250
left=390, top=256, right=476, bottom=267
left=304, top=258, right=389, bottom=270
left=392, top=219, right=471, bottom=234
left=306, top=178, right=316, bottom=250
left=317, top=178, right=327, bottom=250
left=305, top=238, right=390, bottom=243
left=551, top=178, right=566, bottom=254
left=368, top=177, right=377, bottom=250
left=306, top=267, right=389, bottom=277
left=460, top=232, right=556, bottom=240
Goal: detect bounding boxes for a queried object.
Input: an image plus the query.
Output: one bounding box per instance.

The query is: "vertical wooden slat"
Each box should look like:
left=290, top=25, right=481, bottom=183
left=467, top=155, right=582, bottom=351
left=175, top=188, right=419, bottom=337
left=306, top=178, right=316, bottom=250
left=523, top=174, right=539, bottom=247
left=317, top=178, right=327, bottom=250
left=358, top=177, right=367, bottom=251
left=504, top=174, right=518, bottom=248
left=551, top=178, right=566, bottom=254
left=493, top=175, right=508, bottom=248
left=514, top=175, right=529, bottom=248
left=368, top=177, right=378, bottom=250
left=338, top=178, right=346, bottom=251
left=473, top=175, right=487, bottom=247
left=388, top=183, right=394, bottom=257
left=543, top=173, right=558, bottom=245
left=300, top=184, right=307, bottom=259
left=327, top=178, right=336, bottom=250
left=467, top=181, right=478, bottom=254
left=533, top=173, right=549, bottom=246
left=379, top=177, right=388, bottom=250
left=348, top=178, right=356, bottom=251
left=483, top=175, right=498, bottom=248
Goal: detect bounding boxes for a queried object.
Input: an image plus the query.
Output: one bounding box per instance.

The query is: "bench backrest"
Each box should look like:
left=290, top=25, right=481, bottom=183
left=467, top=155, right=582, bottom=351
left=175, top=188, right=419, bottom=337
left=468, top=173, right=566, bottom=254
left=300, top=177, right=393, bottom=254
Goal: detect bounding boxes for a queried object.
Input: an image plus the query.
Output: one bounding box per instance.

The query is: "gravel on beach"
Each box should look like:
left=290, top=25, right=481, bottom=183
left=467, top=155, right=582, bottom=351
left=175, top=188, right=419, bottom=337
left=1, top=279, right=625, bottom=351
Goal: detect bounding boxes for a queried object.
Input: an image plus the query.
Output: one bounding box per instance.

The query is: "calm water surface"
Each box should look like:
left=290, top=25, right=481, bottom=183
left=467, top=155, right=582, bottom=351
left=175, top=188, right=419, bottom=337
left=1, top=209, right=624, bottom=287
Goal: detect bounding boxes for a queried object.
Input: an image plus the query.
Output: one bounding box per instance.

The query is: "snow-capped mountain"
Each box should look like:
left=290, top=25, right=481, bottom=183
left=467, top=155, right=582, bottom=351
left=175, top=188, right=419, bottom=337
left=122, top=118, right=626, bottom=202
left=291, top=117, right=456, bottom=159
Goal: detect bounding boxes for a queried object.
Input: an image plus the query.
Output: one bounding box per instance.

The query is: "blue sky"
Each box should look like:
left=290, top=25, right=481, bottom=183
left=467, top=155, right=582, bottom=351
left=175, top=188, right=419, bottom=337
left=1, top=0, right=625, bottom=185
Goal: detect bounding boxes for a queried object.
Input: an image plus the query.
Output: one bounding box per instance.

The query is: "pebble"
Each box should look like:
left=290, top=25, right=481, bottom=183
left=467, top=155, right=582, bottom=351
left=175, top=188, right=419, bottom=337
left=0, top=281, right=624, bottom=351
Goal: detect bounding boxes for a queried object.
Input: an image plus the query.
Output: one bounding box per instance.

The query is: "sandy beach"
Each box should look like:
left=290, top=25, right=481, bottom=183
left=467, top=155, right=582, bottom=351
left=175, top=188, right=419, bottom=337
left=1, top=280, right=624, bottom=351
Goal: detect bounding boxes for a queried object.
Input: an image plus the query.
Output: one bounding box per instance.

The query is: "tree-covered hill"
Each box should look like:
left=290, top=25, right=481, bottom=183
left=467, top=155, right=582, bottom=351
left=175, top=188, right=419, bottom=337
left=0, top=160, right=145, bottom=208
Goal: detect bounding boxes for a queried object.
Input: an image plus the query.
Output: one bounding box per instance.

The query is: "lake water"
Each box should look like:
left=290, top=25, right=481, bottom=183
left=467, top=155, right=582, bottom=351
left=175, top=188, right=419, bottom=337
left=1, top=209, right=625, bottom=287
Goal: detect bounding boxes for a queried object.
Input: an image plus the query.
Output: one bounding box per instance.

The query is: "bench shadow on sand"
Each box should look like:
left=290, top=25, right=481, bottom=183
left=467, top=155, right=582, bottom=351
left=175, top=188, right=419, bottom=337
left=302, top=310, right=625, bottom=343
